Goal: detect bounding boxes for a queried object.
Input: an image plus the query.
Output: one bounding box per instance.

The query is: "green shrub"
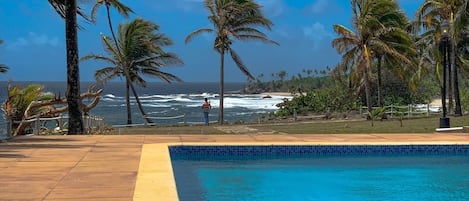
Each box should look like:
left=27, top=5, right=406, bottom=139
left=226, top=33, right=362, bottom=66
left=276, top=86, right=360, bottom=116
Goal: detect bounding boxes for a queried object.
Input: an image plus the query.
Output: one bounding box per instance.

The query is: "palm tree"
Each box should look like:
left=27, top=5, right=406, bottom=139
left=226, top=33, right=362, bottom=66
left=332, top=0, right=416, bottom=112
left=416, top=0, right=469, bottom=115
left=0, top=39, right=8, bottom=73
left=371, top=1, right=416, bottom=106
left=48, top=0, right=90, bottom=134
left=90, top=0, right=135, bottom=124
left=82, top=19, right=183, bottom=124
left=185, top=0, right=278, bottom=124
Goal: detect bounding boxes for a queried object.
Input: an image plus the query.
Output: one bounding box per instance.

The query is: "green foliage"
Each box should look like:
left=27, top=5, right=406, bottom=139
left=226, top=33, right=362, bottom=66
left=276, top=86, right=360, bottom=116
left=461, top=88, right=469, bottom=113
left=2, top=84, right=54, bottom=121
left=245, top=69, right=333, bottom=94
left=368, top=107, right=386, bottom=127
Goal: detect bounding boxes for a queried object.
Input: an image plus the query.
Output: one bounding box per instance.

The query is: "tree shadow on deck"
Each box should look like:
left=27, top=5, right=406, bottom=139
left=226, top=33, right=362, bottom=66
left=0, top=136, right=97, bottom=159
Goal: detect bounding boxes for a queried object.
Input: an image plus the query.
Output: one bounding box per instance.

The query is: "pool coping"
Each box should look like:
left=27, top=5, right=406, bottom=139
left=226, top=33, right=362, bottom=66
left=133, top=139, right=469, bottom=201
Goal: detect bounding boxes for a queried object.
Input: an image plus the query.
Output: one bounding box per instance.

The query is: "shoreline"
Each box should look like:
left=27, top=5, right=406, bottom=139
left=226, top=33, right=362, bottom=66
left=259, top=92, right=293, bottom=96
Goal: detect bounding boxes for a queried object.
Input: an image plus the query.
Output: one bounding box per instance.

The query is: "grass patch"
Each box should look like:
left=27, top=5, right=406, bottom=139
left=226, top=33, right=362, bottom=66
left=251, top=115, right=469, bottom=134
left=107, top=124, right=223, bottom=135
left=101, top=115, right=468, bottom=135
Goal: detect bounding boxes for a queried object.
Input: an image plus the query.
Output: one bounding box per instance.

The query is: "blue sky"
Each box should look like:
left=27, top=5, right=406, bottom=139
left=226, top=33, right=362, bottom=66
left=0, top=0, right=423, bottom=82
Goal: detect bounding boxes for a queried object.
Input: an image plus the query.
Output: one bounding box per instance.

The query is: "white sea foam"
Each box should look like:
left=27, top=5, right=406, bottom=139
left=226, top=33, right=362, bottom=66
left=99, top=93, right=292, bottom=123
left=104, top=94, right=116, bottom=98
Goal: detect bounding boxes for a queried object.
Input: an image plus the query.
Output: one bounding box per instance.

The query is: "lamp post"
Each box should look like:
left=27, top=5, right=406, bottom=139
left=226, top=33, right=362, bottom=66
left=440, top=20, right=450, bottom=128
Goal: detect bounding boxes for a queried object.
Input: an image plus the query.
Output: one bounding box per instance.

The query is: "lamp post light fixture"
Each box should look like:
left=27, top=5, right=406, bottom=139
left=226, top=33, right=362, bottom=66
left=440, top=19, right=450, bottom=128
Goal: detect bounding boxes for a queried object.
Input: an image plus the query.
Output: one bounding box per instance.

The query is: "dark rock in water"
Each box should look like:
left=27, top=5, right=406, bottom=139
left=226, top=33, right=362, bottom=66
left=262, top=95, right=272, bottom=99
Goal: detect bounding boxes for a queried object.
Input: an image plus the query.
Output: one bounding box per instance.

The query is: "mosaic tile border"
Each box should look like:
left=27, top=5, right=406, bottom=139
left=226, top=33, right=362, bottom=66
left=169, top=145, right=469, bottom=160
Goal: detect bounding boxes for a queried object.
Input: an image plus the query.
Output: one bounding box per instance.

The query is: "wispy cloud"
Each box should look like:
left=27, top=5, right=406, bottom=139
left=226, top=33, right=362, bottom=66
left=176, top=0, right=204, bottom=12
left=303, top=0, right=345, bottom=16
left=258, top=0, right=287, bottom=18
left=306, top=0, right=329, bottom=15
left=302, top=22, right=333, bottom=49
left=7, top=32, right=60, bottom=50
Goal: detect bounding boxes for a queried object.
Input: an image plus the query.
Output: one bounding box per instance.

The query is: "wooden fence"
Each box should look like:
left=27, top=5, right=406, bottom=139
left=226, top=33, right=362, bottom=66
left=359, top=104, right=440, bottom=119
left=4, top=114, right=105, bottom=136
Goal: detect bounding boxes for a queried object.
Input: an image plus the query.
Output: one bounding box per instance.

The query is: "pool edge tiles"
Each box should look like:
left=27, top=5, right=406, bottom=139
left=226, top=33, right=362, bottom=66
left=133, top=143, right=180, bottom=201
left=169, top=144, right=469, bottom=160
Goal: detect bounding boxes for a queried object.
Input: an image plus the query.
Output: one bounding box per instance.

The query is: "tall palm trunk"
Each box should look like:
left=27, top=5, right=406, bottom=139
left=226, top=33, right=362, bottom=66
left=377, top=56, right=383, bottom=107
left=126, top=79, right=132, bottom=124
left=448, top=45, right=453, bottom=115
left=364, top=69, right=372, bottom=113
left=452, top=40, right=462, bottom=115
left=219, top=50, right=225, bottom=125
left=65, top=0, right=84, bottom=134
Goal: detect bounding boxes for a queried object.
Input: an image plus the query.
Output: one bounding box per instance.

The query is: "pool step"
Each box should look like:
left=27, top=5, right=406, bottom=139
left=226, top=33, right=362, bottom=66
left=435, top=127, right=464, bottom=133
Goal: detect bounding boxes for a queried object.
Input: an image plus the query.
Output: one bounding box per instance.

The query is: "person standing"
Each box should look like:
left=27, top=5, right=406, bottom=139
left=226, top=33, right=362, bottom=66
left=202, top=98, right=211, bottom=125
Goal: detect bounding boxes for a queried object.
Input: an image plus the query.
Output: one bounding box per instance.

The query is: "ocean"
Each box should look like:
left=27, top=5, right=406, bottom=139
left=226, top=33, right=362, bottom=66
left=0, top=81, right=291, bottom=126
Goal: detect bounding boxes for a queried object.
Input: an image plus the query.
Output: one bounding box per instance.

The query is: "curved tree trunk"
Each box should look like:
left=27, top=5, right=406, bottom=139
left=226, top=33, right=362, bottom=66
left=65, top=0, right=84, bottom=134
left=219, top=50, right=225, bottom=125
left=129, top=82, right=153, bottom=124
left=106, top=5, right=120, bottom=56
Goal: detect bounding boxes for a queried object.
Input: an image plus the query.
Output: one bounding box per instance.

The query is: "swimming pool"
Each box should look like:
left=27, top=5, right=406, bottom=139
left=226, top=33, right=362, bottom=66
left=170, top=145, right=469, bottom=201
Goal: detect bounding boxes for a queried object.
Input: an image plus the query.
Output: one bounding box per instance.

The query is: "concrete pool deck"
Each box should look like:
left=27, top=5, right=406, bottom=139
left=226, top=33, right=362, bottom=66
left=1, top=133, right=469, bottom=200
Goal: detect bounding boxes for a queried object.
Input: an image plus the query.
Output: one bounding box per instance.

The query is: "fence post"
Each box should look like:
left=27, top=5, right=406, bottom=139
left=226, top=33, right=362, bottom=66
left=7, top=118, right=12, bottom=137
left=427, top=104, right=430, bottom=117
left=34, top=116, right=40, bottom=135
left=390, top=105, right=393, bottom=118
left=407, top=105, right=411, bottom=119
left=293, top=109, right=297, bottom=121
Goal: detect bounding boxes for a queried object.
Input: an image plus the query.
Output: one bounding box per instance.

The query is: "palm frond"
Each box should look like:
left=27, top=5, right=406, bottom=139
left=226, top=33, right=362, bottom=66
left=48, top=0, right=90, bottom=22
left=0, top=64, right=8, bottom=73
left=185, top=28, right=214, bottom=44
left=229, top=49, right=254, bottom=80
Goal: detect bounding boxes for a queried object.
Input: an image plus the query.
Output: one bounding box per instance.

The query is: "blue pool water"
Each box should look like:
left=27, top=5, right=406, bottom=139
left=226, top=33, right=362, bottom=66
left=170, top=145, right=469, bottom=201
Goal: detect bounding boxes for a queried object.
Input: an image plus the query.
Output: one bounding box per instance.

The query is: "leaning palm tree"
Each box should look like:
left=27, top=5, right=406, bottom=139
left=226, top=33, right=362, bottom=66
left=48, top=0, right=90, bottom=134
left=185, top=0, right=278, bottom=124
left=90, top=0, right=135, bottom=124
left=415, top=0, right=469, bottom=115
left=82, top=19, right=183, bottom=124
left=332, top=0, right=416, bottom=112
left=0, top=39, right=8, bottom=73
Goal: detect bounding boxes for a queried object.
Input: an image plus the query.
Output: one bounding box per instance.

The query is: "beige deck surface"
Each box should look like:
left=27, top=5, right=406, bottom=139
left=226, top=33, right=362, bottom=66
left=1, top=133, right=469, bottom=201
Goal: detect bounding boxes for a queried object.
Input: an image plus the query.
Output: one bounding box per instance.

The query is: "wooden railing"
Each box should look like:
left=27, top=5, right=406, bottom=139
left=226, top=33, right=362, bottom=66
left=7, top=114, right=105, bottom=136
left=359, top=104, right=440, bottom=118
